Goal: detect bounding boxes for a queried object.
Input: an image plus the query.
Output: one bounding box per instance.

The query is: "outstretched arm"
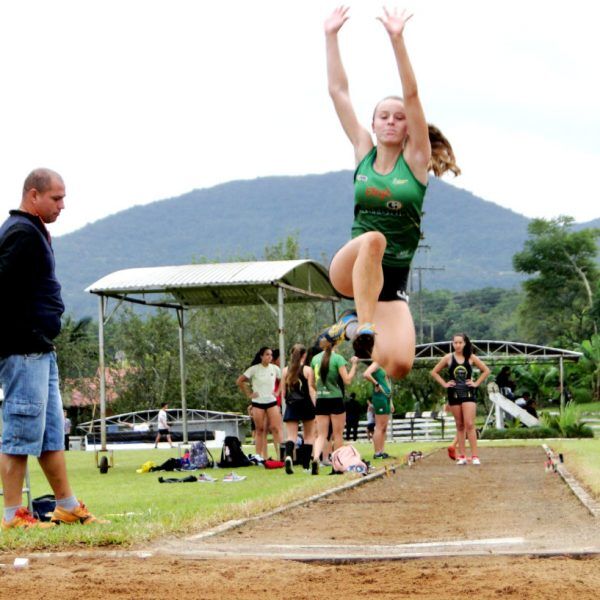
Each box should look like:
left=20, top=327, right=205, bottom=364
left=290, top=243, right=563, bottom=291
left=325, top=6, right=373, bottom=163
left=378, top=7, right=431, bottom=182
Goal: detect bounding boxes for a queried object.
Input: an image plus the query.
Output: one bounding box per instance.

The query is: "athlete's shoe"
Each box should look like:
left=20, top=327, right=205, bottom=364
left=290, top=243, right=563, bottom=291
left=317, top=309, right=358, bottom=345
left=1, top=507, right=56, bottom=530
left=311, top=459, right=319, bottom=476
left=447, top=446, right=457, bottom=461
left=471, top=456, right=481, bottom=466
left=222, top=472, right=246, bottom=483
left=352, top=323, right=376, bottom=359
left=198, top=473, right=217, bottom=483
left=373, top=452, right=391, bottom=459
left=50, top=500, right=109, bottom=525
left=285, top=456, right=294, bottom=475
left=455, top=456, right=468, bottom=466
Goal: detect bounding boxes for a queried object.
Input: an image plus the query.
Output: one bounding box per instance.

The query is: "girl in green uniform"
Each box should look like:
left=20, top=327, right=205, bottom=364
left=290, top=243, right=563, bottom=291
left=309, top=337, right=358, bottom=475
left=323, top=6, right=460, bottom=378
left=363, top=361, right=394, bottom=459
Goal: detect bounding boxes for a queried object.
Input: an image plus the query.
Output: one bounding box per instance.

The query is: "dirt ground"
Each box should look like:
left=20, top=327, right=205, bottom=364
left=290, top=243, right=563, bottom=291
left=2, top=445, right=600, bottom=599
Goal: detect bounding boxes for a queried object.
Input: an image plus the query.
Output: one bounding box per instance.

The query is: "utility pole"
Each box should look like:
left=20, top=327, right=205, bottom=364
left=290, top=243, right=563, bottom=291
left=409, top=245, right=445, bottom=344
left=410, top=264, right=445, bottom=343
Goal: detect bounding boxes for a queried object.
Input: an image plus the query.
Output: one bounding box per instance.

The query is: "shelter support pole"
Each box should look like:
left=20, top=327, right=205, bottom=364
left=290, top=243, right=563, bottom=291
left=559, top=356, right=565, bottom=412
left=278, top=287, right=286, bottom=419
left=177, top=308, right=188, bottom=444
left=98, top=296, right=107, bottom=451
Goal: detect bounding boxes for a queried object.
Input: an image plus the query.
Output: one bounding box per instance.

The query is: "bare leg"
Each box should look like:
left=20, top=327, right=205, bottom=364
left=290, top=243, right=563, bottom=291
left=373, top=414, right=390, bottom=454
left=266, top=405, right=283, bottom=458
left=461, top=402, right=478, bottom=457
left=302, top=419, right=316, bottom=445
left=329, top=233, right=385, bottom=327
left=37, top=450, right=73, bottom=500
left=330, top=413, right=346, bottom=451
left=252, top=408, right=268, bottom=459
left=371, top=301, right=416, bottom=380
left=312, top=415, right=331, bottom=462
left=450, top=405, right=466, bottom=458
left=0, top=454, right=28, bottom=507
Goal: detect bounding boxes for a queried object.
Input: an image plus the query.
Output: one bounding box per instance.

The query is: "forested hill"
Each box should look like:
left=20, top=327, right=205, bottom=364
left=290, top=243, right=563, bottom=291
left=53, top=171, right=598, bottom=318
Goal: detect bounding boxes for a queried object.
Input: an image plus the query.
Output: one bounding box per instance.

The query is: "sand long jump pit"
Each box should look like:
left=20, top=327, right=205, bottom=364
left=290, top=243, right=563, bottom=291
left=2, top=446, right=600, bottom=599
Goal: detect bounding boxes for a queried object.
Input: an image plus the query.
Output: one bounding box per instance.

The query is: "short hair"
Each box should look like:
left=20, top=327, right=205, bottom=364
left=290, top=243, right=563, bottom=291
left=22, top=168, right=62, bottom=199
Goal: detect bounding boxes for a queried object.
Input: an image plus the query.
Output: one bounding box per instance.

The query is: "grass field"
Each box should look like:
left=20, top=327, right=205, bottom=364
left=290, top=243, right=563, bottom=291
left=1, top=439, right=598, bottom=552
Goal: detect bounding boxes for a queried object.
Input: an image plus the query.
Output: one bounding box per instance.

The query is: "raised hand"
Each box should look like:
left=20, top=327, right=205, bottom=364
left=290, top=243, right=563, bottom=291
left=376, top=6, right=413, bottom=38
left=324, top=5, right=350, bottom=35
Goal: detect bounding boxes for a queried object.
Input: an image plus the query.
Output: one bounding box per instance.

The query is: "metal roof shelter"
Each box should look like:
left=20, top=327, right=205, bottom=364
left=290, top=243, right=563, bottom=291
left=413, top=339, right=582, bottom=409
left=86, top=260, right=341, bottom=451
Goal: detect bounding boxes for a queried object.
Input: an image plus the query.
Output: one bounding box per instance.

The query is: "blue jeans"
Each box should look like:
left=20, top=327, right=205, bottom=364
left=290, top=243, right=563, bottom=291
left=0, top=352, right=64, bottom=456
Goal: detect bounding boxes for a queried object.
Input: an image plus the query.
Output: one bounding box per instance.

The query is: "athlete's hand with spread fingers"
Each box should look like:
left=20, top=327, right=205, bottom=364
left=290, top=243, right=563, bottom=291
left=377, top=6, right=413, bottom=39
left=324, top=5, right=350, bottom=35
left=445, top=380, right=456, bottom=389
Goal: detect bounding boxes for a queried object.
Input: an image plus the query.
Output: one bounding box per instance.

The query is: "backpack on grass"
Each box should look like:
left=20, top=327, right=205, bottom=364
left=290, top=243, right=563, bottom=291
left=189, top=440, right=214, bottom=469
left=331, top=445, right=367, bottom=474
left=218, top=436, right=251, bottom=468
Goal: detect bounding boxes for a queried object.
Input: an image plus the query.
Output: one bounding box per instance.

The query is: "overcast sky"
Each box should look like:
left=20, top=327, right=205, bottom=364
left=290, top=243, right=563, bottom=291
left=1, top=0, right=598, bottom=237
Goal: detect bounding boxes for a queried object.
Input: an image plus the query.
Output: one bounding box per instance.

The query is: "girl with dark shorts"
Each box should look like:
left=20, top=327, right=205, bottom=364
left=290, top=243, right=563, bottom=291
left=431, top=333, right=490, bottom=465
left=309, top=337, right=358, bottom=475
left=236, top=347, right=283, bottom=460
left=281, top=344, right=316, bottom=474
left=320, top=6, right=460, bottom=376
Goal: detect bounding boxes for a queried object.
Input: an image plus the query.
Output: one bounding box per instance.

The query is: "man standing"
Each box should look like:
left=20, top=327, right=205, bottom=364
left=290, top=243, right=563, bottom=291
left=154, top=402, right=173, bottom=448
left=0, top=168, right=105, bottom=529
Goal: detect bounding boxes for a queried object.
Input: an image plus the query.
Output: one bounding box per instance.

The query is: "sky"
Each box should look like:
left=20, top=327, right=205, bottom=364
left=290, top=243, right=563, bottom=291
left=1, top=0, right=599, bottom=237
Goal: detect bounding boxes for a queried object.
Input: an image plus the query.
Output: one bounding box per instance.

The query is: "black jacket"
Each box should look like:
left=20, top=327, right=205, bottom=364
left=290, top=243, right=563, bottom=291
left=0, top=211, right=64, bottom=356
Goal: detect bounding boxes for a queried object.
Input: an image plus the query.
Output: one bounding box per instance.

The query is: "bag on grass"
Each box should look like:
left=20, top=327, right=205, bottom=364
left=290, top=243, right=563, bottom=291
left=136, top=460, right=157, bottom=474
left=150, top=457, right=182, bottom=472
left=218, top=436, right=251, bottom=468
left=189, top=441, right=214, bottom=469
left=32, top=494, right=56, bottom=522
left=331, top=445, right=367, bottom=474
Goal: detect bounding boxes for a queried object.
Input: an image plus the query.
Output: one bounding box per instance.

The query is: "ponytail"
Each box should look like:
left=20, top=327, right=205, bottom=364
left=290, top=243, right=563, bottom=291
left=286, top=344, right=306, bottom=387
left=319, top=345, right=333, bottom=384
left=428, top=124, right=461, bottom=177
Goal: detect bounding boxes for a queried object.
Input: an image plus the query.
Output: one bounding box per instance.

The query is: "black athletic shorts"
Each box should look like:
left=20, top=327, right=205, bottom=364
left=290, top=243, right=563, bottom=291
left=283, top=397, right=316, bottom=422
left=315, top=396, right=345, bottom=416
left=329, top=262, right=409, bottom=303
left=252, top=400, right=278, bottom=410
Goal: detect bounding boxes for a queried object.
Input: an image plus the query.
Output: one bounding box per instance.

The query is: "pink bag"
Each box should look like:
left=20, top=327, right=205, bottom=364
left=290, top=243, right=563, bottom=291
left=331, top=445, right=367, bottom=474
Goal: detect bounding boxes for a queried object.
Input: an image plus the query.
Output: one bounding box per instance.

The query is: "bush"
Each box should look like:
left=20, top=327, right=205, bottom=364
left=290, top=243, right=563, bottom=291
left=480, top=426, right=559, bottom=439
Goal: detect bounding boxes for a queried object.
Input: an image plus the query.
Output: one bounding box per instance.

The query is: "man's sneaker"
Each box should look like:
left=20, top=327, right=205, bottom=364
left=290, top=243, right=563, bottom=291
left=318, top=309, right=358, bottom=345
left=198, top=473, right=217, bottom=483
left=471, top=456, right=481, bottom=466
left=352, top=323, right=376, bottom=359
left=447, top=446, right=457, bottom=461
left=222, top=472, right=246, bottom=482
left=51, top=500, right=109, bottom=525
left=1, top=507, right=56, bottom=530
left=285, top=456, right=294, bottom=475
left=311, top=459, right=319, bottom=476
left=456, top=456, right=468, bottom=466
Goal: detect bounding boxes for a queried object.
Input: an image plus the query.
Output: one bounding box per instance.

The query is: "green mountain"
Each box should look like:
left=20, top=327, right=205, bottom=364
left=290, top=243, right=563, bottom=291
left=53, top=171, right=598, bottom=317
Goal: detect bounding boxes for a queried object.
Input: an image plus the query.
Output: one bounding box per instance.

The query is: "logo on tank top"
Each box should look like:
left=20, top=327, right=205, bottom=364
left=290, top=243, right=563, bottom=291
left=386, top=200, right=402, bottom=211
left=365, top=186, right=391, bottom=200
left=393, top=178, right=408, bottom=185
left=357, top=175, right=368, bottom=182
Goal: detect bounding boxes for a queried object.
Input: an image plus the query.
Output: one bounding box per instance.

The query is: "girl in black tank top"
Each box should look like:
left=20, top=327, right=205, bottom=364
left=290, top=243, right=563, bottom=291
left=430, top=333, right=490, bottom=466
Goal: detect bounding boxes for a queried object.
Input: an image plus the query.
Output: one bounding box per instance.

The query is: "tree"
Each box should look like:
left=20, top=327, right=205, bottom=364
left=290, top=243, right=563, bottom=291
left=513, top=217, right=600, bottom=347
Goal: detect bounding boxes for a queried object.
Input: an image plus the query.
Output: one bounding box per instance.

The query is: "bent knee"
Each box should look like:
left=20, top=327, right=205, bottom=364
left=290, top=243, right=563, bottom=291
left=386, top=361, right=413, bottom=380
left=360, top=231, right=387, bottom=257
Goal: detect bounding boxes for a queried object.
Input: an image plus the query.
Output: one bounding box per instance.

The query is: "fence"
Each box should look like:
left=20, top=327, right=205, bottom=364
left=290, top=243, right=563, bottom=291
left=351, top=411, right=457, bottom=443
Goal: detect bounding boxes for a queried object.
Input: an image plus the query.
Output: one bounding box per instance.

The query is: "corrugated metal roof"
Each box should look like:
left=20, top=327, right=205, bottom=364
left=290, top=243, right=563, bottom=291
left=85, top=260, right=339, bottom=307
